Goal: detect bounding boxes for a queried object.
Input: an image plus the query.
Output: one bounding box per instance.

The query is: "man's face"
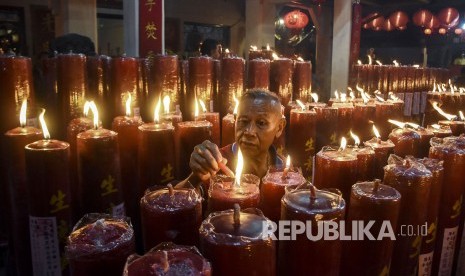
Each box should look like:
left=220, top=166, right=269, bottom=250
left=211, top=44, right=222, bottom=59
left=235, top=97, right=284, bottom=158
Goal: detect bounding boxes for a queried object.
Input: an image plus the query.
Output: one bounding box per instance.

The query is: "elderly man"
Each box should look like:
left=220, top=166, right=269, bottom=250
left=177, top=89, right=286, bottom=192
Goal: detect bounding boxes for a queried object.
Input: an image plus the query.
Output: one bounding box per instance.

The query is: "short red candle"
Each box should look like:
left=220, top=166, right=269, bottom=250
left=334, top=103, right=354, bottom=141
left=427, top=124, right=452, bottom=138
left=288, top=108, right=316, bottom=178
left=208, top=174, right=260, bottom=213
left=270, top=58, right=293, bottom=106
left=351, top=146, right=376, bottom=182
left=260, top=168, right=306, bottom=222
left=175, top=120, right=212, bottom=179
left=416, top=127, right=435, bottom=158
left=353, top=103, right=376, bottom=142
left=111, top=56, right=141, bottom=118
left=187, top=57, right=213, bottom=121
left=221, top=113, right=235, bottom=147
left=140, top=186, right=202, bottom=250
left=25, top=138, right=73, bottom=275
left=388, top=98, right=404, bottom=121
left=199, top=112, right=220, bottom=145
left=314, top=147, right=358, bottom=204
left=279, top=186, right=345, bottom=275
left=315, top=106, right=338, bottom=151
left=438, top=120, right=465, bottom=136
left=341, top=181, right=401, bottom=275
left=364, top=137, right=395, bottom=180
left=66, top=214, right=135, bottom=276
left=383, top=157, right=432, bottom=276
left=388, top=127, right=421, bottom=157
left=200, top=207, right=276, bottom=276
left=247, top=59, right=270, bottom=90
left=292, top=60, right=312, bottom=103
left=124, top=242, right=211, bottom=275
left=77, top=128, right=125, bottom=216
left=220, top=57, right=245, bottom=118
left=374, top=102, right=395, bottom=139
left=161, top=108, right=183, bottom=127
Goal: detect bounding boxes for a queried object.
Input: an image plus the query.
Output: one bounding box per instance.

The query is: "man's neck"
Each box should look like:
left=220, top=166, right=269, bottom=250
left=244, top=152, right=270, bottom=179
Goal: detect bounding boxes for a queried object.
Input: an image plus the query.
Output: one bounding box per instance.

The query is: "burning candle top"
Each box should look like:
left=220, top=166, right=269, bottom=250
left=141, top=184, right=202, bottom=213
left=427, top=124, right=452, bottom=138
left=27, top=109, right=67, bottom=149
left=319, top=137, right=357, bottom=161
left=262, top=155, right=306, bottom=186
left=365, top=125, right=395, bottom=149
left=6, top=99, right=42, bottom=136
left=352, top=179, right=401, bottom=204
left=308, top=93, right=327, bottom=109
left=432, top=102, right=465, bottom=135
left=123, top=242, right=211, bottom=276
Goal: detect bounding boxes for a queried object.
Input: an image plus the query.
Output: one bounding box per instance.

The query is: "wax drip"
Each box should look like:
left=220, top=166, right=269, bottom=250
left=233, top=204, right=241, bottom=226
left=309, top=184, right=317, bottom=204
left=167, top=184, right=174, bottom=197
left=373, top=179, right=381, bottom=194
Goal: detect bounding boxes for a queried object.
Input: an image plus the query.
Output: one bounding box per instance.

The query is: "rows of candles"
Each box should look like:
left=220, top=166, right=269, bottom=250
left=4, top=53, right=465, bottom=275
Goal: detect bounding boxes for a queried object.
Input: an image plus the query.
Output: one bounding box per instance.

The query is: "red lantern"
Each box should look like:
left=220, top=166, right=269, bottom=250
left=363, top=23, right=370, bottom=29
left=455, top=28, right=463, bottom=35
left=384, top=20, right=394, bottom=31
left=284, top=10, right=309, bottom=29
left=389, top=11, right=409, bottom=28
left=424, top=28, right=432, bottom=35
left=370, top=16, right=385, bottom=29
left=373, top=26, right=382, bottom=31
left=413, top=9, right=433, bottom=27
left=438, top=7, right=459, bottom=28
left=398, top=26, right=407, bottom=31
left=439, top=28, right=447, bottom=35
left=426, top=16, right=440, bottom=29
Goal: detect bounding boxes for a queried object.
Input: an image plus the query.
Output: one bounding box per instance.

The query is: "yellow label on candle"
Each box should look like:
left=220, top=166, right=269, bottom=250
left=161, top=163, right=175, bottom=183
left=49, top=190, right=69, bottom=213
left=101, top=175, right=118, bottom=196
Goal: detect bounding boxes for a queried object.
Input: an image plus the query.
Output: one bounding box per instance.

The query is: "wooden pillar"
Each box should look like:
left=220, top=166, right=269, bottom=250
left=123, top=1, right=139, bottom=56
left=315, top=5, right=333, bottom=101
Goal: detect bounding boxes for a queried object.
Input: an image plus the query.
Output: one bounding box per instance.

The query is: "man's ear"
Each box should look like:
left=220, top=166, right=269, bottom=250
left=275, top=116, right=286, bottom=138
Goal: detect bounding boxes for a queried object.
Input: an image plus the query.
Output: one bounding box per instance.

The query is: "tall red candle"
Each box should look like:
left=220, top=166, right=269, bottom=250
left=315, top=106, right=338, bottom=151
left=220, top=57, right=245, bottom=118
left=247, top=59, right=270, bottom=90
left=279, top=185, right=345, bottom=275
left=288, top=107, right=316, bottom=178
left=292, top=60, right=312, bottom=103
left=111, top=56, right=141, bottom=118
left=383, top=156, right=432, bottom=276
left=351, top=145, right=376, bottom=182
left=187, top=57, right=213, bottom=120
left=340, top=180, right=401, bottom=276
left=388, top=127, right=421, bottom=158
left=140, top=185, right=202, bottom=250
left=66, top=214, right=135, bottom=276
left=25, top=132, right=72, bottom=275
left=353, top=103, right=376, bottom=142
left=270, top=58, right=293, bottom=106
left=374, top=102, right=394, bottom=139
left=200, top=206, right=276, bottom=276
left=334, top=103, right=354, bottom=141
left=198, top=102, right=220, bottom=146
left=87, top=55, right=111, bottom=127
left=416, top=127, right=434, bottom=158
left=364, top=136, right=395, bottom=180
left=221, top=113, right=235, bottom=147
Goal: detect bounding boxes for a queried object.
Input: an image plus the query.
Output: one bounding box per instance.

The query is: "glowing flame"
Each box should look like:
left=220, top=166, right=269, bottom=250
left=84, top=101, right=92, bottom=116
left=432, top=102, right=457, bottom=121
left=413, top=64, right=420, bottom=68
left=285, top=155, right=291, bottom=169
left=233, top=95, right=239, bottom=115
left=406, top=122, right=420, bottom=129
left=361, top=91, right=369, bottom=104
left=350, top=131, right=360, bottom=146
left=89, top=101, right=99, bottom=129
left=368, top=55, right=372, bottom=65
left=460, top=111, right=465, bottom=121
left=125, top=93, right=132, bottom=117
left=460, top=88, right=465, bottom=94
left=19, top=99, right=27, bottom=127
left=357, top=60, right=362, bottom=65
left=356, top=85, right=364, bottom=93
left=389, top=92, right=399, bottom=101
left=373, top=125, right=381, bottom=138
left=266, top=44, right=270, bottom=50
left=225, top=48, right=230, bottom=54
left=154, top=95, right=161, bottom=123
left=451, top=84, right=455, bottom=95
left=38, top=109, right=50, bottom=139
left=199, top=99, right=208, bottom=113
left=441, top=83, right=447, bottom=92
left=163, top=95, right=170, bottom=114
left=311, top=93, right=319, bottom=103
left=234, top=147, right=244, bottom=187
left=350, top=91, right=355, bottom=100
left=376, top=60, right=382, bottom=65
left=296, top=99, right=306, bottom=110
left=250, top=45, right=258, bottom=51
left=431, top=124, right=440, bottom=130
left=388, top=119, right=406, bottom=128
left=339, top=137, right=347, bottom=151
left=335, top=90, right=339, bottom=100
left=297, top=57, right=304, bottom=62
left=375, top=93, right=385, bottom=102
left=340, top=93, right=347, bottom=102
left=272, top=53, right=279, bottom=60
left=433, top=82, right=437, bottom=92
left=393, top=60, right=399, bottom=66
left=194, top=94, right=199, bottom=119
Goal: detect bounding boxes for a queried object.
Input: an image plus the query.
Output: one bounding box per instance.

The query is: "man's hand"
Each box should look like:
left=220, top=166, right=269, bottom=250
left=189, top=140, right=225, bottom=182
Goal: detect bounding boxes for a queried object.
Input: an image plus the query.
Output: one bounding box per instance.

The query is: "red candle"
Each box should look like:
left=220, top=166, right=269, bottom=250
left=279, top=185, right=345, bottom=275
left=364, top=133, right=395, bottom=180
left=383, top=157, right=432, bottom=276
left=150, top=55, right=180, bottom=106
left=187, top=57, right=213, bottom=121
left=138, top=58, right=150, bottom=121
left=175, top=120, right=212, bottom=179
left=248, top=48, right=262, bottom=60
left=124, top=242, right=211, bottom=275
left=333, top=103, right=354, bottom=141
left=87, top=55, right=111, bottom=127
left=200, top=206, right=276, bottom=276
left=198, top=99, right=220, bottom=145
left=66, top=214, right=135, bottom=276
left=42, top=56, right=57, bottom=111
left=374, top=102, right=394, bottom=139
left=220, top=57, right=245, bottom=118
left=77, top=122, right=125, bottom=216
left=388, top=127, right=421, bottom=157
left=288, top=106, right=316, bottom=178
left=315, top=106, right=338, bottom=151
left=56, top=53, right=87, bottom=139
left=351, top=145, right=376, bottom=182
left=4, top=106, right=42, bottom=276
left=247, top=59, right=270, bottom=90
left=221, top=113, right=235, bottom=147
left=270, top=58, right=293, bottom=106
left=340, top=180, right=401, bottom=275
left=427, top=124, right=453, bottom=138
left=292, top=60, right=312, bottom=103
left=438, top=120, right=465, bottom=136
left=25, top=114, right=72, bottom=275
left=388, top=98, right=404, bottom=121
left=314, top=143, right=358, bottom=204
left=353, top=103, right=376, bottom=142
left=260, top=164, right=306, bottom=222
left=110, top=56, right=141, bottom=118
left=140, top=185, right=202, bottom=250
left=416, top=127, right=434, bottom=158
left=208, top=174, right=260, bottom=213
left=179, top=60, right=189, bottom=117
left=429, top=137, right=465, bottom=276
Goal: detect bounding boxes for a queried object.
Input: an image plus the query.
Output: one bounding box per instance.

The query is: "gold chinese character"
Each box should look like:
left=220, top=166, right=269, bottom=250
left=101, top=175, right=118, bottom=196
left=305, top=138, right=314, bottom=153
left=146, top=0, right=156, bottom=12
left=49, top=190, right=69, bottom=213
left=409, top=236, right=421, bottom=259
left=145, top=22, right=157, bottom=40
left=330, top=132, right=338, bottom=145
left=451, top=196, right=463, bottom=219
left=426, top=221, right=437, bottom=244
left=161, top=164, right=175, bottom=183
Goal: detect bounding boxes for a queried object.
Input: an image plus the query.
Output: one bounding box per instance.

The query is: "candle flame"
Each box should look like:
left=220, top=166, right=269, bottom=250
left=84, top=101, right=92, bottom=116
left=432, top=102, right=457, bottom=121
left=368, top=55, right=372, bottom=65
left=376, top=60, right=382, bottom=65
left=388, top=119, right=405, bottom=128
left=413, top=64, right=420, bottom=68
left=233, top=95, right=239, bottom=115
left=460, top=88, right=465, bottom=94
left=433, top=81, right=437, bottom=92
left=335, top=90, right=339, bottom=100
left=194, top=94, right=199, bottom=119
left=199, top=99, right=208, bottom=113
left=431, top=124, right=440, bottom=130
left=154, top=95, right=161, bottom=123
left=373, top=125, right=381, bottom=138
left=89, top=101, right=99, bottom=129
left=250, top=45, right=258, bottom=51
left=356, top=84, right=364, bottom=93
left=441, top=83, right=447, bottom=92
left=19, top=99, right=27, bottom=127
left=375, top=94, right=385, bottom=102
left=361, top=91, right=369, bottom=104
left=339, top=137, right=347, bottom=151
left=350, top=91, right=355, bottom=100
left=266, top=44, right=270, bottom=50
left=460, top=111, right=465, bottom=121
left=272, top=53, right=279, bottom=60
left=393, top=60, right=399, bottom=66
left=297, top=57, right=304, bottom=61
left=235, top=147, right=244, bottom=187
left=225, top=48, right=230, bottom=54
left=388, top=92, right=399, bottom=101
left=311, top=93, right=319, bottom=103
left=357, top=60, right=362, bottom=65
left=163, top=95, right=170, bottom=114
left=38, top=109, right=50, bottom=139
left=350, top=131, right=360, bottom=146
left=285, top=155, right=291, bottom=168
left=125, top=93, right=132, bottom=117
left=296, top=99, right=306, bottom=111
left=406, top=122, right=420, bottom=129
left=340, top=93, right=347, bottom=102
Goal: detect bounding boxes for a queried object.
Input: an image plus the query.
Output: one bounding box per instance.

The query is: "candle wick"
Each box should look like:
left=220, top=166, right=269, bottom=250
left=233, top=203, right=241, bottom=226
left=373, top=179, right=381, bottom=194
left=281, top=167, right=289, bottom=180
left=162, top=251, right=169, bottom=272
left=310, top=183, right=317, bottom=204
left=167, top=184, right=174, bottom=197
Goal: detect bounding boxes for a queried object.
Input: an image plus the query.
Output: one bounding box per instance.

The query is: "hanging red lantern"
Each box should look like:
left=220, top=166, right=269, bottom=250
left=389, top=11, right=409, bottom=28
left=398, top=26, right=407, bottom=31
left=372, top=26, right=382, bottom=31
left=455, top=28, right=463, bottom=35
left=312, top=0, right=326, bottom=5
left=438, top=28, right=447, bottom=35
left=363, top=23, right=370, bottom=29
left=424, top=28, right=432, bottom=35
left=438, top=7, right=459, bottom=28
left=370, top=16, right=385, bottom=29
left=284, top=10, right=309, bottom=29
left=413, top=9, right=433, bottom=27
left=426, top=15, right=441, bottom=29
left=384, top=19, right=394, bottom=31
